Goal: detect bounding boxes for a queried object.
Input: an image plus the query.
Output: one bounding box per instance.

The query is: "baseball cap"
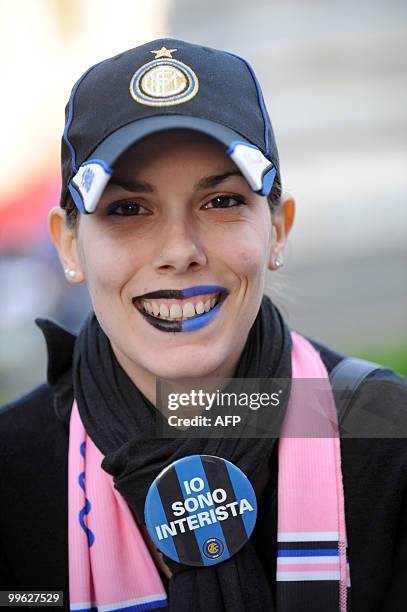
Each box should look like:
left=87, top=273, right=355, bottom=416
left=61, top=38, right=280, bottom=214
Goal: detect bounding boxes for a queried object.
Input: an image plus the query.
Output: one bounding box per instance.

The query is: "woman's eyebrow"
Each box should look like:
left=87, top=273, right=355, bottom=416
left=195, top=171, right=243, bottom=190
left=108, top=170, right=243, bottom=193
left=108, top=177, right=154, bottom=192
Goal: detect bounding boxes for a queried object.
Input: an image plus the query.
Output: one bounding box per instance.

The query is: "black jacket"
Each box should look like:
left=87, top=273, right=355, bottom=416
left=0, top=318, right=406, bottom=611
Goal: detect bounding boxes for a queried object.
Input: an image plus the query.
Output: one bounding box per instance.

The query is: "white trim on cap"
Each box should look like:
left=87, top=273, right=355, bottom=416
left=70, top=160, right=113, bottom=213
left=227, top=141, right=273, bottom=193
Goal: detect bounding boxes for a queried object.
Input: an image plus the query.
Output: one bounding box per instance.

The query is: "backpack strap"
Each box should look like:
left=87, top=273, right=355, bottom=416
left=329, top=357, right=381, bottom=425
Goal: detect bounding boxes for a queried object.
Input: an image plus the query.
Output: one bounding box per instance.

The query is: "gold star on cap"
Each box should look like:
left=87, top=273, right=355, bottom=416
left=150, top=46, right=177, bottom=59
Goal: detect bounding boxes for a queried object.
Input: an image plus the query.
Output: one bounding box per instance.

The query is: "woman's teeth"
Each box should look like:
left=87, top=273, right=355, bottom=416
left=141, top=297, right=218, bottom=320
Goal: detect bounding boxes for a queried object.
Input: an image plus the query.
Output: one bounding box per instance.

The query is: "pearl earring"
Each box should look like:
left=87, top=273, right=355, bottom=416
left=273, top=256, right=284, bottom=269
left=64, top=268, right=76, bottom=279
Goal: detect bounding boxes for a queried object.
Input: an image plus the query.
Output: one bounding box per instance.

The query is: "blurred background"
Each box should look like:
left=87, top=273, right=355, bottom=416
left=1, top=0, right=406, bottom=404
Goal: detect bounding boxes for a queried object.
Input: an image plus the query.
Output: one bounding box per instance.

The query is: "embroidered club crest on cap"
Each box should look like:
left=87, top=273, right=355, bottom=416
left=130, top=47, right=199, bottom=107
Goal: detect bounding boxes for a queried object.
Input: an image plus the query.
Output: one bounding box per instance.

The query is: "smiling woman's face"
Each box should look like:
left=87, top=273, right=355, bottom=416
left=51, top=130, right=289, bottom=396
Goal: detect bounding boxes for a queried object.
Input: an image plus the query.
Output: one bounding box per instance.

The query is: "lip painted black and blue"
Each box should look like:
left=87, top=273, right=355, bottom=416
left=133, top=285, right=229, bottom=333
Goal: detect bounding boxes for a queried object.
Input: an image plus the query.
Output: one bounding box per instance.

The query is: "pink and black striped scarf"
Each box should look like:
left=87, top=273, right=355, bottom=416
left=69, top=301, right=350, bottom=611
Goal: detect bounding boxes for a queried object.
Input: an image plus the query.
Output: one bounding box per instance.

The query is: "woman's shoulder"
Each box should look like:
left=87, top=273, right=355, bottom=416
left=307, top=336, right=347, bottom=372
left=307, top=334, right=406, bottom=385
left=0, top=383, right=55, bottom=450
left=0, top=382, right=54, bottom=422
left=0, top=316, right=76, bottom=451
left=306, top=334, right=407, bottom=438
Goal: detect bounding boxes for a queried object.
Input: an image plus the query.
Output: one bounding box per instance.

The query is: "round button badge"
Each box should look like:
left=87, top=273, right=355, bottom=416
left=144, top=454, right=257, bottom=566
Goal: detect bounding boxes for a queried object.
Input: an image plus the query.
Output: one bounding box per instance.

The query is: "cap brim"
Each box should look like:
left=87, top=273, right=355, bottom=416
left=69, top=115, right=276, bottom=213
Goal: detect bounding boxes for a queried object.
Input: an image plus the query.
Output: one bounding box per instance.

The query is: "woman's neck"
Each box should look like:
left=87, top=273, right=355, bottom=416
left=110, top=341, right=243, bottom=409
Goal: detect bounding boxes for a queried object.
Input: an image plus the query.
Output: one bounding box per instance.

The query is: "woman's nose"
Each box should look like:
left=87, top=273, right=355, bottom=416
left=152, top=219, right=207, bottom=275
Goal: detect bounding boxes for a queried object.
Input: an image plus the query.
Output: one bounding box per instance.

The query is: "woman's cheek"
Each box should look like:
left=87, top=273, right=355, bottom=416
left=236, top=237, right=270, bottom=275
left=238, top=249, right=256, bottom=266
left=81, top=241, right=132, bottom=297
left=234, top=219, right=271, bottom=267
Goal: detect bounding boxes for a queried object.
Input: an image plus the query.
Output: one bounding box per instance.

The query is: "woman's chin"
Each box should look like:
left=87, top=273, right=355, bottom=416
left=144, top=351, right=226, bottom=382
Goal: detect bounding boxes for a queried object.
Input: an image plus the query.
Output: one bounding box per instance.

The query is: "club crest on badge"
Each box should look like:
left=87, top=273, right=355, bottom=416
left=203, top=537, right=224, bottom=559
left=130, top=46, right=199, bottom=107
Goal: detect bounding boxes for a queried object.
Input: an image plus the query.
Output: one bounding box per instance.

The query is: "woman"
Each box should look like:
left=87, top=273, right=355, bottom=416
left=0, top=39, right=406, bottom=612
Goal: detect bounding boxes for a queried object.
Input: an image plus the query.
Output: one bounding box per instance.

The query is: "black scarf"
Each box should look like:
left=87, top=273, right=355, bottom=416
left=73, top=295, right=292, bottom=611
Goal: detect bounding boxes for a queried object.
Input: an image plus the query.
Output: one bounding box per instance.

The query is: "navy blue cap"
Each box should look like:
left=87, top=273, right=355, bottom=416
left=61, top=38, right=280, bottom=214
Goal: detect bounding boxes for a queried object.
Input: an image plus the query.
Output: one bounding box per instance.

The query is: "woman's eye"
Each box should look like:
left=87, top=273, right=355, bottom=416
left=107, top=201, right=149, bottom=216
left=203, top=195, right=246, bottom=209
